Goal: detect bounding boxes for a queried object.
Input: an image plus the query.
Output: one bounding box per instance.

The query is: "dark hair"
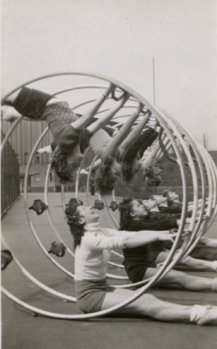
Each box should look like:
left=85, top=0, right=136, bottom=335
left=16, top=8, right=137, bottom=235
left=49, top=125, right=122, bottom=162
left=90, top=172, right=95, bottom=195
left=51, top=149, right=73, bottom=183
left=65, top=198, right=85, bottom=248
left=162, top=190, right=168, bottom=197
left=79, top=129, right=92, bottom=153
left=143, top=166, right=162, bottom=187
left=118, top=198, right=134, bottom=230
left=94, top=162, right=118, bottom=194
left=119, top=198, right=150, bottom=229
left=121, top=161, right=134, bottom=182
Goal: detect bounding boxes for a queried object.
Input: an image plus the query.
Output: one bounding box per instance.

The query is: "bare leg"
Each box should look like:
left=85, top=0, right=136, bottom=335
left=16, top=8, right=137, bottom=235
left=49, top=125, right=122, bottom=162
left=101, top=289, right=217, bottom=324
left=140, top=141, right=160, bottom=169
left=118, top=110, right=151, bottom=158
left=156, top=251, right=217, bottom=272
left=87, top=92, right=129, bottom=135
left=191, top=245, right=217, bottom=261
left=101, top=103, right=143, bottom=160
left=71, top=83, right=115, bottom=130
left=145, top=266, right=217, bottom=291
left=200, top=236, right=217, bottom=248
left=155, top=135, right=171, bottom=161
left=177, top=255, right=217, bottom=272
left=102, top=289, right=190, bottom=322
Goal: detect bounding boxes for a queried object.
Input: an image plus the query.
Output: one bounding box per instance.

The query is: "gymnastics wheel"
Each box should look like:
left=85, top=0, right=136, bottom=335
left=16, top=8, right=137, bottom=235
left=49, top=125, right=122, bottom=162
left=1, top=72, right=217, bottom=319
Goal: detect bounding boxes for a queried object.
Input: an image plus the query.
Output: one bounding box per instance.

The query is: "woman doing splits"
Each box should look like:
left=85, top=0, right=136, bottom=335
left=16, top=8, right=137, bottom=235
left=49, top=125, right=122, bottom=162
left=119, top=198, right=217, bottom=287
left=64, top=198, right=217, bottom=325
left=2, top=85, right=128, bottom=182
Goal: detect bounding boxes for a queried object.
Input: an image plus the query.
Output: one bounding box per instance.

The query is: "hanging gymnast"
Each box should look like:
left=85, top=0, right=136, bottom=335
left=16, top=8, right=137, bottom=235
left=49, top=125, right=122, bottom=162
left=118, top=198, right=217, bottom=288
left=64, top=198, right=217, bottom=325
left=89, top=103, right=162, bottom=194
left=1, top=85, right=129, bottom=182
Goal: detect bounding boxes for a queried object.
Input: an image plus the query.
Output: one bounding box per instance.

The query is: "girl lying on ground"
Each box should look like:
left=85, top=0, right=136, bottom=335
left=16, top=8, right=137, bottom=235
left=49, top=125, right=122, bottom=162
left=89, top=104, right=162, bottom=194
left=1, top=85, right=128, bottom=182
left=119, top=198, right=217, bottom=286
left=64, top=198, right=217, bottom=325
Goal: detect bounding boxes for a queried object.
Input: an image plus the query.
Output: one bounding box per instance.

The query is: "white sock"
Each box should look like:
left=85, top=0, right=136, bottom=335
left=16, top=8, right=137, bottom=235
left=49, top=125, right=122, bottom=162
left=210, top=261, right=217, bottom=272
left=190, top=305, right=208, bottom=323
left=212, top=278, right=217, bottom=291
left=150, top=207, right=160, bottom=213
left=159, top=203, right=168, bottom=208
left=37, top=145, right=52, bottom=154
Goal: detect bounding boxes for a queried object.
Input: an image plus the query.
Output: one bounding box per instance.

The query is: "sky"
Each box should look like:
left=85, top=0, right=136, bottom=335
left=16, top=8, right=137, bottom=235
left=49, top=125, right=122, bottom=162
left=1, top=0, right=217, bottom=149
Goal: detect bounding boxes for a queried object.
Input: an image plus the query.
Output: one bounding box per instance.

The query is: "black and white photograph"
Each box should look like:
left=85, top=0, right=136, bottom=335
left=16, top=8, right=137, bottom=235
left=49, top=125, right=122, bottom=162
left=1, top=1, right=217, bottom=348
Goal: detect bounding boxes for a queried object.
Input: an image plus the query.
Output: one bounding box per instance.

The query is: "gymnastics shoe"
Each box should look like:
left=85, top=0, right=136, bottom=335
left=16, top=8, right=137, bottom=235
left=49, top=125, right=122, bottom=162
left=48, top=242, right=66, bottom=257
left=93, top=199, right=104, bottom=210
left=191, top=305, right=217, bottom=325
left=1, top=105, right=21, bottom=122
left=29, top=199, right=48, bottom=215
left=109, top=201, right=119, bottom=211
left=1, top=250, right=13, bottom=270
left=210, top=261, right=217, bottom=272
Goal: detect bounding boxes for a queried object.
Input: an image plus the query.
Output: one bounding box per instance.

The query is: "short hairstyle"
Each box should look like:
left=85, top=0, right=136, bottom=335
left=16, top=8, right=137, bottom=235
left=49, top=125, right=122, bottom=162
left=94, top=162, right=117, bottom=194
left=119, top=198, right=150, bottom=229
left=65, top=198, right=84, bottom=248
left=162, top=190, right=168, bottom=197
left=143, top=166, right=162, bottom=186
left=51, top=149, right=74, bottom=183
left=121, top=161, right=134, bottom=182
left=118, top=198, right=134, bottom=230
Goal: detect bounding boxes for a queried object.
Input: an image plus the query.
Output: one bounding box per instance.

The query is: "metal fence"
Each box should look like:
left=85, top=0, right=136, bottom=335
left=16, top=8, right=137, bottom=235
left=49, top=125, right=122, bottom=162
left=1, top=131, right=20, bottom=216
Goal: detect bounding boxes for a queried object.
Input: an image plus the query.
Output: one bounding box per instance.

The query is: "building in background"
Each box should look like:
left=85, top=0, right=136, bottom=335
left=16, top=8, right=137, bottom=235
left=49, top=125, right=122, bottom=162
left=1, top=119, right=217, bottom=193
left=1, top=119, right=58, bottom=192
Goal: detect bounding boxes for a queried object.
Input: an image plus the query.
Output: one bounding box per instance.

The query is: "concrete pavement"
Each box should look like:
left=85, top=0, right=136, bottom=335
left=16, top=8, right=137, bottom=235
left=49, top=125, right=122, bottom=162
left=1, top=194, right=217, bottom=349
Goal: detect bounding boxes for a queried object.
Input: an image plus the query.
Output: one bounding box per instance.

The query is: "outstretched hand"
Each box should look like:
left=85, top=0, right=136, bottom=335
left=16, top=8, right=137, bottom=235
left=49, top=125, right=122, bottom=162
left=158, top=232, right=176, bottom=243
left=139, top=230, right=175, bottom=243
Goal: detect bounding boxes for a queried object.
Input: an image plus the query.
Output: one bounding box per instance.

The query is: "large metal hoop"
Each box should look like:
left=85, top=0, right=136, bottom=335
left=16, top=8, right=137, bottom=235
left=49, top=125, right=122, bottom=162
left=2, top=72, right=217, bottom=319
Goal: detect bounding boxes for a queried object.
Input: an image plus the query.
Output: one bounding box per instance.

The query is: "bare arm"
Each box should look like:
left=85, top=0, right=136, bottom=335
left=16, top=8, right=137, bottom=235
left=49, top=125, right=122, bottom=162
left=140, top=141, right=160, bottom=169
left=84, top=229, right=174, bottom=250
left=175, top=255, right=217, bottom=272
left=121, top=230, right=174, bottom=249
left=86, top=92, right=129, bottom=135
left=70, top=84, right=114, bottom=130
left=100, top=103, right=142, bottom=160
left=118, top=109, right=150, bottom=157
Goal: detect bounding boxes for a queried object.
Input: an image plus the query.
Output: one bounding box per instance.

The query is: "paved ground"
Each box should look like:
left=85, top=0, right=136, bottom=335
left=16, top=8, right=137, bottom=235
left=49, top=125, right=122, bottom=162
left=1, top=193, right=217, bottom=349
